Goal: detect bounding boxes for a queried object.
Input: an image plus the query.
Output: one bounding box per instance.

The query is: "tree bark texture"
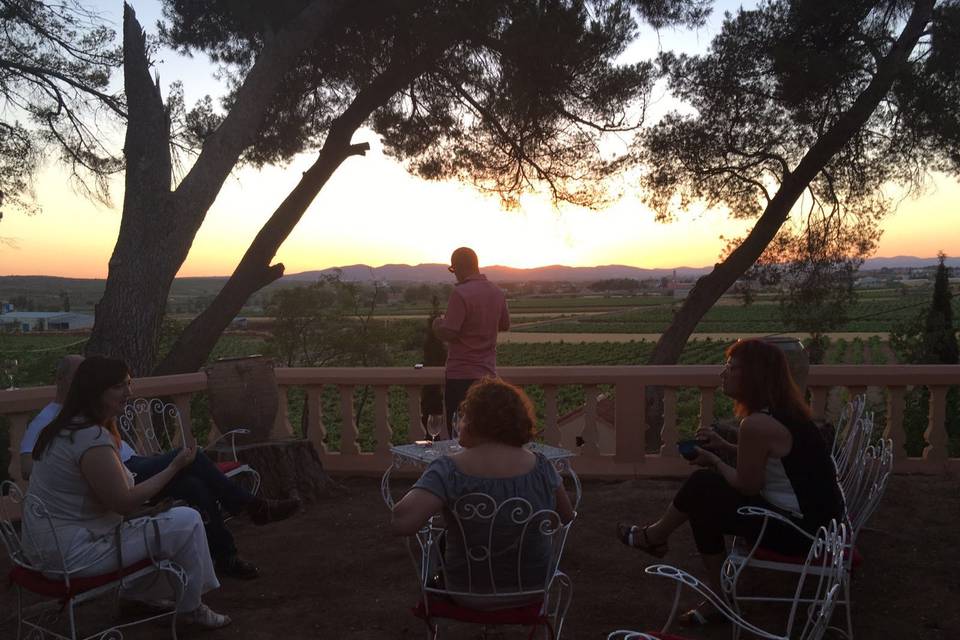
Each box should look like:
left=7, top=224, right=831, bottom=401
left=207, top=439, right=341, bottom=503
left=643, top=0, right=934, bottom=444
left=155, top=44, right=456, bottom=374
left=86, top=1, right=346, bottom=374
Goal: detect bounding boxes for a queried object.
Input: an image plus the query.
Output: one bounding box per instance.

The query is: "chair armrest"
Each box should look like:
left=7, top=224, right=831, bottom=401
left=207, top=429, right=251, bottom=461
left=125, top=498, right=188, bottom=521
left=644, top=564, right=783, bottom=640
left=736, top=505, right=815, bottom=540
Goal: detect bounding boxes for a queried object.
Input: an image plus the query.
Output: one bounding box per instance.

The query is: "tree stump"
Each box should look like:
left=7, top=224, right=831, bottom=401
left=207, top=439, right=341, bottom=503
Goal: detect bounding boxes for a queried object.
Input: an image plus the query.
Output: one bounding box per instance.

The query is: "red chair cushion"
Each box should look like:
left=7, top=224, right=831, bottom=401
left=9, top=557, right=153, bottom=600
left=216, top=461, right=244, bottom=474
left=412, top=594, right=546, bottom=625
left=753, top=545, right=863, bottom=569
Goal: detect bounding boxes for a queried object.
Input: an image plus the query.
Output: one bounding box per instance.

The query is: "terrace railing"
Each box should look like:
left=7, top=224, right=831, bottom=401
left=2, top=365, right=958, bottom=486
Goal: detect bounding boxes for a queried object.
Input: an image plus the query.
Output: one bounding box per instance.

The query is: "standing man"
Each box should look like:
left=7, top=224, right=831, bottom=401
left=432, top=247, right=510, bottom=436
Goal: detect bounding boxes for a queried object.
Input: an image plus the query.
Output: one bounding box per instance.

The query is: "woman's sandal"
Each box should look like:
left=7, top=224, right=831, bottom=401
left=678, top=605, right=728, bottom=627
left=616, top=522, right=668, bottom=558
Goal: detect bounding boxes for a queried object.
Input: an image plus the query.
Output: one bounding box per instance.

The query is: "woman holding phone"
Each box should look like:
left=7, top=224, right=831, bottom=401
left=25, top=356, right=230, bottom=629
left=616, top=339, right=843, bottom=626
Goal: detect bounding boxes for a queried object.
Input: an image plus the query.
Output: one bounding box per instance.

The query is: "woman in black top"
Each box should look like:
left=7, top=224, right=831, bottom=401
left=617, top=339, right=844, bottom=625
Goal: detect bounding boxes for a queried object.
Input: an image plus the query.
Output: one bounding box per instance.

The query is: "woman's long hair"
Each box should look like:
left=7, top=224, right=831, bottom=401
left=725, top=339, right=811, bottom=423
left=32, top=356, right=129, bottom=459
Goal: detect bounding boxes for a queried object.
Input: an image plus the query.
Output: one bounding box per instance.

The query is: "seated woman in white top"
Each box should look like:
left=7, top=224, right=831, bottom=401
left=25, top=355, right=230, bottom=629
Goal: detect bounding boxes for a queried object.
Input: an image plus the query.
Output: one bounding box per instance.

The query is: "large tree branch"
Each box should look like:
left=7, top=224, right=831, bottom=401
left=170, top=0, right=349, bottom=223
left=648, top=0, right=935, bottom=368
left=0, top=58, right=125, bottom=116
left=154, top=43, right=453, bottom=374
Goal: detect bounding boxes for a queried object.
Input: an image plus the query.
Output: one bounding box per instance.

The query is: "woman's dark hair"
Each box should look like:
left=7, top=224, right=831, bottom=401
left=725, top=339, right=811, bottom=423
left=460, top=377, right=536, bottom=447
left=32, top=356, right=129, bottom=459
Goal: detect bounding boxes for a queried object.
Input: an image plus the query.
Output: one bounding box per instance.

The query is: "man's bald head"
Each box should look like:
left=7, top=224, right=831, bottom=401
left=55, top=355, right=85, bottom=402
left=450, top=247, right=479, bottom=282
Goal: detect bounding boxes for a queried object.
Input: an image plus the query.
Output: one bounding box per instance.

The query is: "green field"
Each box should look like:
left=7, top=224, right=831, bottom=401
left=514, top=293, right=955, bottom=334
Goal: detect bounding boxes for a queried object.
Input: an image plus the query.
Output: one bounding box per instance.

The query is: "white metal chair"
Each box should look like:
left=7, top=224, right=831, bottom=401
left=615, top=521, right=848, bottom=640
left=0, top=480, right=186, bottom=640
left=722, top=436, right=893, bottom=639
left=830, top=395, right=874, bottom=503
left=408, top=493, right=574, bottom=639
left=119, top=397, right=261, bottom=496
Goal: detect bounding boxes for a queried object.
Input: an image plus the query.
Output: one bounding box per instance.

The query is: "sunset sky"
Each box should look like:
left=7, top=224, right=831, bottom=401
left=1, top=1, right=957, bottom=279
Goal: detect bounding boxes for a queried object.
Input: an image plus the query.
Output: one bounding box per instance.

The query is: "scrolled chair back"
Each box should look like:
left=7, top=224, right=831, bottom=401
left=641, top=519, right=849, bottom=640
left=795, top=519, right=849, bottom=640
left=432, top=493, right=570, bottom=598
left=0, top=480, right=71, bottom=580
left=119, top=397, right=185, bottom=457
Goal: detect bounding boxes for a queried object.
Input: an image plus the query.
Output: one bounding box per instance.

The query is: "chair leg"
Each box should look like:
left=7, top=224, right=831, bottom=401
left=844, top=577, right=854, bottom=639
left=67, top=599, right=79, bottom=640
left=16, top=587, right=23, bottom=640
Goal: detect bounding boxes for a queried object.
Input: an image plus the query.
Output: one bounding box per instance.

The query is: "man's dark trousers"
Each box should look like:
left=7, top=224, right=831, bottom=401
left=124, top=449, right=252, bottom=562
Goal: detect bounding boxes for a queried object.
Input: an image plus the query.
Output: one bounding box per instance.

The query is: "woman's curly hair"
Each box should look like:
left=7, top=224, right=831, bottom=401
left=460, top=377, right=536, bottom=447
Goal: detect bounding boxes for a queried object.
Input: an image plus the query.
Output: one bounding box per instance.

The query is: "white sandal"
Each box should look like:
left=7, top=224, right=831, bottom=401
left=180, top=603, right=231, bottom=629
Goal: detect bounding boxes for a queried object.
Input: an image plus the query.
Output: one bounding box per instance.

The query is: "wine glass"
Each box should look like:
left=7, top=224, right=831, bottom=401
left=426, top=414, right=443, bottom=443
left=448, top=410, right=462, bottom=451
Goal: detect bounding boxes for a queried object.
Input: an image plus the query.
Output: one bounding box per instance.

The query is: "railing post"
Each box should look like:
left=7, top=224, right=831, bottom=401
left=374, top=386, right=392, bottom=454
left=923, top=386, right=949, bottom=466
left=171, top=393, right=195, bottom=448
left=581, top=385, right=600, bottom=457
left=660, top=387, right=679, bottom=458
left=339, top=385, right=360, bottom=455
left=884, top=386, right=907, bottom=466
left=406, top=386, right=423, bottom=442
left=614, top=378, right=645, bottom=463
left=306, top=385, right=327, bottom=455
left=6, top=412, right=31, bottom=488
left=271, top=385, right=294, bottom=439
left=543, top=385, right=560, bottom=446
left=698, top=387, right=715, bottom=429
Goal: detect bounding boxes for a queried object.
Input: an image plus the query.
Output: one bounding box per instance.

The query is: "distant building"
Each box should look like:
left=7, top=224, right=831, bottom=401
left=0, top=301, right=13, bottom=314
left=0, top=311, right=94, bottom=332
left=557, top=394, right=617, bottom=454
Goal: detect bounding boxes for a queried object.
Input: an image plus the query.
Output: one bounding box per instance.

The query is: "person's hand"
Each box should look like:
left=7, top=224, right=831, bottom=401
left=689, top=446, right=720, bottom=469
left=171, top=445, right=197, bottom=472
left=695, top=427, right=728, bottom=452
left=431, top=316, right=443, bottom=333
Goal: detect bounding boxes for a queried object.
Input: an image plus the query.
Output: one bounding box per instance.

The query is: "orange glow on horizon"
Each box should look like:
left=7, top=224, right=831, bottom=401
left=1, top=152, right=958, bottom=279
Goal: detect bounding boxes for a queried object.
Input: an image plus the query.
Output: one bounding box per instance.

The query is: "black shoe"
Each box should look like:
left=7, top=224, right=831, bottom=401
left=247, top=497, right=301, bottom=526
left=216, top=555, right=260, bottom=580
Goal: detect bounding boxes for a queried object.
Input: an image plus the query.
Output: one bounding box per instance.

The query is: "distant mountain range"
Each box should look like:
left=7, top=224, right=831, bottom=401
left=287, top=256, right=960, bottom=283
left=1, top=257, right=956, bottom=296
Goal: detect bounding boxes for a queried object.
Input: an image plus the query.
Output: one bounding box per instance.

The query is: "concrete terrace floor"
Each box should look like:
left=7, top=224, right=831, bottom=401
left=2, top=474, right=958, bottom=639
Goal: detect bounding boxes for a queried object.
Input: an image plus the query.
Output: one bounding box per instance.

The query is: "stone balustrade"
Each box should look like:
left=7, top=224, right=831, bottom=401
left=3, top=365, right=958, bottom=486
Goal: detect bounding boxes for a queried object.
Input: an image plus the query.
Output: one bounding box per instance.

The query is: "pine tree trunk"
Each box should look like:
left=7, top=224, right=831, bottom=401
left=207, top=439, right=341, bottom=503
left=85, top=2, right=346, bottom=373
left=643, top=0, right=933, bottom=446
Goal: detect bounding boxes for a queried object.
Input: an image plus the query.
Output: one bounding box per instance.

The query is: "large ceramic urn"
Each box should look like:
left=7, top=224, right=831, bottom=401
left=205, top=355, right=279, bottom=443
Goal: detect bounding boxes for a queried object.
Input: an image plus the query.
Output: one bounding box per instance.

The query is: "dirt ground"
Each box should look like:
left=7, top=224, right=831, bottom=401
left=2, top=474, right=958, bottom=639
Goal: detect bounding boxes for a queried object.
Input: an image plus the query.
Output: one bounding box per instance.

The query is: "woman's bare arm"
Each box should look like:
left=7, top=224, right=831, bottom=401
left=555, top=485, right=576, bottom=523
left=391, top=488, right=444, bottom=536
left=80, top=445, right=195, bottom=516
